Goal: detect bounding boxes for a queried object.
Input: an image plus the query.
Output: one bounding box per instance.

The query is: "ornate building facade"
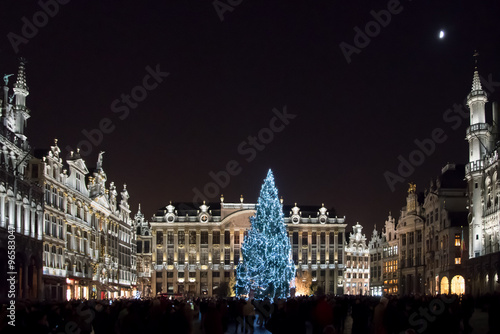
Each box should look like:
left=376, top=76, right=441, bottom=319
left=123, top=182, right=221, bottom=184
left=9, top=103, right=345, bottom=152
left=422, top=164, right=468, bottom=295
left=382, top=213, right=398, bottom=295
left=30, top=147, right=137, bottom=300
left=135, top=205, right=153, bottom=298
left=368, top=225, right=384, bottom=296
left=465, top=65, right=500, bottom=294
left=397, top=184, right=425, bottom=295
left=0, top=60, right=44, bottom=302
left=344, top=223, right=370, bottom=295
left=147, top=198, right=347, bottom=297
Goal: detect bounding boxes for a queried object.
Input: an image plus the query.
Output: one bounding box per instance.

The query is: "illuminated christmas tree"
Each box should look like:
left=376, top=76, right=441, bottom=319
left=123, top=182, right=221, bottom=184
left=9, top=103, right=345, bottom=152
left=236, top=169, right=295, bottom=299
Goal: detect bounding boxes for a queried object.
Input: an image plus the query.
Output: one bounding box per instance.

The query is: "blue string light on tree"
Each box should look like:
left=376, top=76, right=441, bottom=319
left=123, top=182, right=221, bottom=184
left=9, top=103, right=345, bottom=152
left=236, top=169, right=295, bottom=299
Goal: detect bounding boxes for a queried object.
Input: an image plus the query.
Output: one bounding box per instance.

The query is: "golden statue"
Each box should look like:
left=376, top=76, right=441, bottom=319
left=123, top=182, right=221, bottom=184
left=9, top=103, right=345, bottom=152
left=408, top=183, right=416, bottom=194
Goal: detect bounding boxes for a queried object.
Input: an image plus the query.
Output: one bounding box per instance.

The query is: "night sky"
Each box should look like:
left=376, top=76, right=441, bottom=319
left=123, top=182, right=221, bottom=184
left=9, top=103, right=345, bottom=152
left=2, top=0, right=500, bottom=233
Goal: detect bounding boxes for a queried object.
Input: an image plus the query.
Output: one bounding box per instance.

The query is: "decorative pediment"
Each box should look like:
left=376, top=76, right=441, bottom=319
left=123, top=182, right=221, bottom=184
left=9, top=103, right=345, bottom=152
left=94, top=195, right=111, bottom=210
left=220, top=209, right=255, bottom=229
left=67, top=158, right=89, bottom=174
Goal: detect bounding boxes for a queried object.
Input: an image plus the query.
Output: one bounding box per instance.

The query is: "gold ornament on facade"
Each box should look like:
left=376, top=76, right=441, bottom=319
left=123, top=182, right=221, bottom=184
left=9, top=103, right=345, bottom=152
left=408, top=183, right=416, bottom=194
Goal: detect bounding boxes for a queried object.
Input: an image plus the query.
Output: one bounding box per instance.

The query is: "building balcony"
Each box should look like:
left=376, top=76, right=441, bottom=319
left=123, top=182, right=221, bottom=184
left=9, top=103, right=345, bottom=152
left=43, top=267, right=67, bottom=277
left=484, top=203, right=500, bottom=217
left=466, top=160, right=484, bottom=175
left=466, top=123, right=491, bottom=137
left=0, top=126, right=30, bottom=151
left=467, top=89, right=487, bottom=100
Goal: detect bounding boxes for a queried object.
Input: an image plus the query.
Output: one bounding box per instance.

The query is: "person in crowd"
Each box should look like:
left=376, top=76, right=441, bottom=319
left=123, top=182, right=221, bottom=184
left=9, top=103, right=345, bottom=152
left=243, top=298, right=256, bottom=333
left=372, top=296, right=388, bottom=334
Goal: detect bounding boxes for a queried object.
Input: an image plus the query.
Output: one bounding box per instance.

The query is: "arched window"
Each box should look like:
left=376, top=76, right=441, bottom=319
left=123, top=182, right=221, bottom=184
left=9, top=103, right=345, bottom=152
left=440, top=276, right=449, bottom=294
left=451, top=275, right=465, bottom=295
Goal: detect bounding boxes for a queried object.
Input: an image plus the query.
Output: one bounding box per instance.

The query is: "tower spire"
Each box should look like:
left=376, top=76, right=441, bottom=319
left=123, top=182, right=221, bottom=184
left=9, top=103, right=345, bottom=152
left=11, top=58, right=30, bottom=137
left=14, top=58, right=28, bottom=92
left=465, top=50, right=489, bottom=260
left=471, top=51, right=482, bottom=92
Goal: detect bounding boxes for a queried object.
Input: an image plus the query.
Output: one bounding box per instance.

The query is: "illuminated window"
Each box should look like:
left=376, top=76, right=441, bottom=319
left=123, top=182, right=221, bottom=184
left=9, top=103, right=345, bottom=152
left=455, top=257, right=461, bottom=264
left=455, top=234, right=461, bottom=247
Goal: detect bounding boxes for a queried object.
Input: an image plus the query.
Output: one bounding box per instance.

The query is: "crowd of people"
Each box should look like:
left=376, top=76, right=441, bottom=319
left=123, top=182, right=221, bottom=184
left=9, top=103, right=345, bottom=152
left=0, top=292, right=499, bottom=334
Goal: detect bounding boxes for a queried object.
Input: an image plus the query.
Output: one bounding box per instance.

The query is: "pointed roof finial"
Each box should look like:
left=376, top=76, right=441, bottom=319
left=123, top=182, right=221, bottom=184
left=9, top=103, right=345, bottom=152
left=138, top=203, right=141, bottom=213
left=220, top=194, right=224, bottom=203
left=240, top=194, right=244, bottom=203
left=280, top=196, right=283, bottom=204
left=14, top=57, right=28, bottom=92
left=471, top=50, right=484, bottom=92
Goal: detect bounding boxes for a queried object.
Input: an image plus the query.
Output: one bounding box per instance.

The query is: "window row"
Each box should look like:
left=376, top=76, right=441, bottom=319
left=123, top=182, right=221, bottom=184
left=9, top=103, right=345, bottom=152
left=153, top=230, right=345, bottom=247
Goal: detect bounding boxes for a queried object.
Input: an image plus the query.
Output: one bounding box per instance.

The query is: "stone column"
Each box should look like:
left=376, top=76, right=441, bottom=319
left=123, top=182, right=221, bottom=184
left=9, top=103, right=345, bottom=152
left=30, top=207, right=36, bottom=239
left=162, top=266, right=167, bottom=294
left=230, top=229, right=234, bottom=267
left=8, top=195, right=15, bottom=229
left=325, top=267, right=330, bottom=294
left=196, top=230, right=201, bottom=264
left=174, top=229, right=178, bottom=263
left=208, top=231, right=213, bottom=264
left=152, top=271, right=157, bottom=295
left=308, top=231, right=312, bottom=264
left=208, top=267, right=213, bottom=297
left=162, top=231, right=167, bottom=263
left=298, top=231, right=303, bottom=264
left=334, top=231, right=339, bottom=295
left=196, top=270, right=201, bottom=295
left=326, top=232, right=330, bottom=263
left=0, top=194, right=6, bottom=228
left=152, top=231, right=157, bottom=263
left=16, top=198, right=22, bottom=233
left=23, top=203, right=30, bottom=236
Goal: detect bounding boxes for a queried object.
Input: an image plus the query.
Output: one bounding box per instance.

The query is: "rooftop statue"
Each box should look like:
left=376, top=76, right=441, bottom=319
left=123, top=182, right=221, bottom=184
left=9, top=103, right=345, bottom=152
left=3, top=74, right=13, bottom=86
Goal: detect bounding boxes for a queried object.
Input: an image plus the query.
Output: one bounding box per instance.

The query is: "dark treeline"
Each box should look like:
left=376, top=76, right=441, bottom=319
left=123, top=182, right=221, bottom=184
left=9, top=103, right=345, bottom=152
left=0, top=292, right=499, bottom=334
